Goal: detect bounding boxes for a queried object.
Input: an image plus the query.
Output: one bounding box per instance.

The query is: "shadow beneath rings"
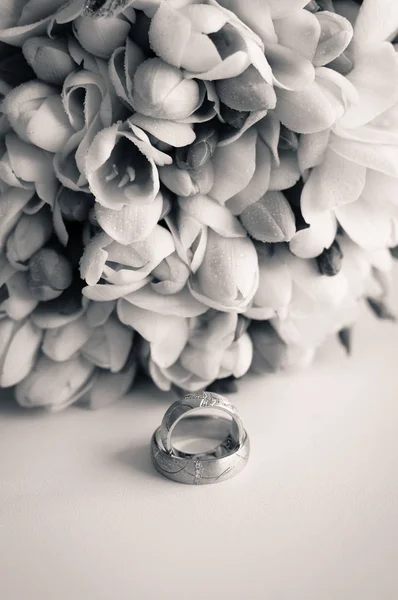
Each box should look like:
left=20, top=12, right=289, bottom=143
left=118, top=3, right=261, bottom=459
left=112, top=442, right=163, bottom=481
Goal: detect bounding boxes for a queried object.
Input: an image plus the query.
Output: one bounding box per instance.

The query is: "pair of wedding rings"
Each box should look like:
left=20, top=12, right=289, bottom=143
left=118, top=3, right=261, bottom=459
left=151, top=392, right=250, bottom=485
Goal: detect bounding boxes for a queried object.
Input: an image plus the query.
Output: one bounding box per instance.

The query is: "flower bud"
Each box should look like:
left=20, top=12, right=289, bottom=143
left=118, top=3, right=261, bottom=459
left=316, top=239, right=343, bottom=276
left=176, top=123, right=219, bottom=171
left=367, top=297, right=396, bottom=322
left=15, top=354, right=95, bottom=411
left=159, top=161, right=214, bottom=197
left=0, top=318, right=42, bottom=387
left=132, top=58, right=201, bottom=120
left=2, top=82, right=75, bottom=153
left=240, top=191, right=296, bottom=243
left=6, top=208, right=53, bottom=267
left=189, top=229, right=259, bottom=312
left=313, top=11, right=353, bottom=66
left=1, top=271, right=39, bottom=320
left=22, top=37, right=76, bottom=85
left=216, top=66, right=277, bottom=112
left=250, top=321, right=315, bottom=373
left=73, top=15, right=131, bottom=59
left=28, top=248, right=73, bottom=301
left=338, top=327, right=352, bottom=355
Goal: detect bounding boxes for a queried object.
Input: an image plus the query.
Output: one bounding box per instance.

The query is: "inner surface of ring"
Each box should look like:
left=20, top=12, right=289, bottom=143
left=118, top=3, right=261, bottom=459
left=169, top=413, right=239, bottom=458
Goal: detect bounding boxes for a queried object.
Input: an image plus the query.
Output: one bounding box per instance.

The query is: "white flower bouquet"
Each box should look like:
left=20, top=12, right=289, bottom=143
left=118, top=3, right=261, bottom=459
left=0, top=0, right=397, bottom=411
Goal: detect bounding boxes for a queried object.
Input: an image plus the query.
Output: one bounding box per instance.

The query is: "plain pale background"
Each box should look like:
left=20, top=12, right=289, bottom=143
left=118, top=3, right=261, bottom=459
left=1, top=279, right=398, bottom=600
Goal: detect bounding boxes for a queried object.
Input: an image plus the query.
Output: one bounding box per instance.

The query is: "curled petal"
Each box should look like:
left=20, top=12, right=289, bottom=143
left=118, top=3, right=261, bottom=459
left=128, top=114, right=196, bottom=147
left=82, top=277, right=150, bottom=301
left=313, top=11, right=353, bottom=67
left=265, top=43, right=315, bottom=91
left=95, top=192, right=163, bottom=245
left=178, top=194, right=246, bottom=237
left=330, top=135, right=398, bottom=178
left=289, top=212, right=338, bottom=259
left=122, top=284, right=207, bottom=317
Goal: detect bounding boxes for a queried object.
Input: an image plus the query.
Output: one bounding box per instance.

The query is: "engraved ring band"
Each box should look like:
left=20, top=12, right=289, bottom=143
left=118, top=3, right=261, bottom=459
left=151, top=392, right=250, bottom=485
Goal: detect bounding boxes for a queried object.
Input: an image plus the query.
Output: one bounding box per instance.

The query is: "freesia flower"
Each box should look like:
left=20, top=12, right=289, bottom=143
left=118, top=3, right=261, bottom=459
left=28, top=248, right=74, bottom=301
left=189, top=228, right=259, bottom=312
left=85, top=121, right=171, bottom=209
left=22, top=36, right=77, bottom=85
left=0, top=134, right=59, bottom=204
left=132, top=58, right=203, bottom=120
left=80, top=225, right=175, bottom=300
left=15, top=353, right=96, bottom=411
left=2, top=81, right=75, bottom=153
left=148, top=1, right=271, bottom=81
left=55, top=61, right=127, bottom=190
left=73, top=12, right=133, bottom=59
left=118, top=300, right=251, bottom=391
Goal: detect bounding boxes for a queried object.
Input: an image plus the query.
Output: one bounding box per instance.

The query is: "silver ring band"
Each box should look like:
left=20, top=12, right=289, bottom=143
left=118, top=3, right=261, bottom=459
left=159, top=391, right=246, bottom=455
left=151, top=423, right=250, bottom=485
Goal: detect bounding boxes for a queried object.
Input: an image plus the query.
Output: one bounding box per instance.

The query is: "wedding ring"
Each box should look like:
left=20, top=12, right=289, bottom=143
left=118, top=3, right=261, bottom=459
left=151, top=392, right=250, bottom=485
left=160, top=391, right=246, bottom=454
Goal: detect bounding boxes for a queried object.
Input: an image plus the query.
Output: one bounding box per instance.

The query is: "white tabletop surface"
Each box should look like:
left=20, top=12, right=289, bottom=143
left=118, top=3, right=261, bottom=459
left=1, top=284, right=398, bottom=600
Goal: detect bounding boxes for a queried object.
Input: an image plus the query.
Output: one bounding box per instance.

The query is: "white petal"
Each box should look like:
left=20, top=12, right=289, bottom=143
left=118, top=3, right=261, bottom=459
left=301, top=147, right=367, bottom=222
left=0, top=319, right=42, bottom=387
left=335, top=195, right=398, bottom=249
left=289, top=212, right=338, bottom=259
left=340, top=42, right=398, bottom=128
left=210, top=128, right=257, bottom=203
left=354, top=0, right=398, bottom=48
left=117, top=301, right=188, bottom=368
left=122, top=285, right=208, bottom=317
left=179, top=194, right=246, bottom=236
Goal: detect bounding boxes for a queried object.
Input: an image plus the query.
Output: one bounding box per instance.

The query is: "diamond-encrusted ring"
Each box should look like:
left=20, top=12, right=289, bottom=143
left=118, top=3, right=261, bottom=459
left=151, top=393, right=250, bottom=485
